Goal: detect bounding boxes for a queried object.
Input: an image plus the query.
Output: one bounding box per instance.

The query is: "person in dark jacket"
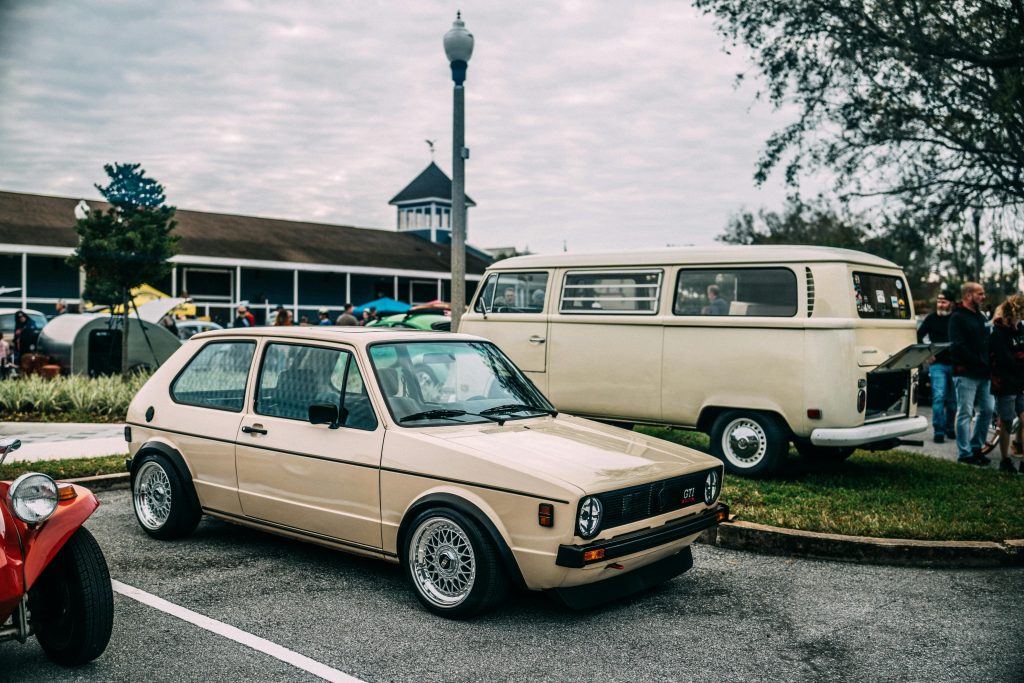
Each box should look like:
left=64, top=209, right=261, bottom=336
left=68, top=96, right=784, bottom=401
left=949, top=282, right=993, bottom=465
left=989, top=293, right=1024, bottom=473
left=918, top=290, right=957, bottom=443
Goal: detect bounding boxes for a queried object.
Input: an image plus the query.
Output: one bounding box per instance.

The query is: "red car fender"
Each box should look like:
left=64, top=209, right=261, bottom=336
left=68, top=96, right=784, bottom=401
left=8, top=483, right=100, bottom=591
left=0, top=495, right=26, bottom=626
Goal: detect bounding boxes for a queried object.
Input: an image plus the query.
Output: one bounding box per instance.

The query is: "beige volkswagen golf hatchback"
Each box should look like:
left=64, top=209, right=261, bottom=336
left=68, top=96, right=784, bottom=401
left=126, top=327, right=727, bottom=617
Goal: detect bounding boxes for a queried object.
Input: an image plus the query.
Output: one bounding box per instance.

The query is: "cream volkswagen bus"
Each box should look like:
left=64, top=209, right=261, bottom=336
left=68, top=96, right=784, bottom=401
left=460, top=246, right=932, bottom=477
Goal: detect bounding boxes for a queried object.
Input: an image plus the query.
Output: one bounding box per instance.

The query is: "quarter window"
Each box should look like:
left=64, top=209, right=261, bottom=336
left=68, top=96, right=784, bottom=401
left=853, top=272, right=911, bottom=319
left=256, top=344, right=376, bottom=430
left=171, top=341, right=255, bottom=411
left=560, top=270, right=662, bottom=315
left=474, top=272, right=549, bottom=313
left=674, top=268, right=797, bottom=317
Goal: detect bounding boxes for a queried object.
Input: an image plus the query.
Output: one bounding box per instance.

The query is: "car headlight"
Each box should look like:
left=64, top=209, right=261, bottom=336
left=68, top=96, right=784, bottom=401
left=704, top=469, right=721, bottom=505
left=577, top=496, right=603, bottom=539
left=9, top=473, right=59, bottom=524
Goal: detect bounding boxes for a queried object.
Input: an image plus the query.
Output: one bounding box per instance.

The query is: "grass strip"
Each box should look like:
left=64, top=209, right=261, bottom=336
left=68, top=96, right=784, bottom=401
left=637, top=426, right=1024, bottom=542
left=0, top=454, right=126, bottom=481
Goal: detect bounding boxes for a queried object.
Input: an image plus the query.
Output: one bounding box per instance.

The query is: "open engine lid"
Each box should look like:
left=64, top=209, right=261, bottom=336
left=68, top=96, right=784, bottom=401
left=869, top=342, right=949, bottom=373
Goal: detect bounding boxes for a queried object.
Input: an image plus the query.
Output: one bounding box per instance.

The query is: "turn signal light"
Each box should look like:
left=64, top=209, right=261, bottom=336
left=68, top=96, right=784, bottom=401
left=857, top=389, right=867, bottom=413
left=583, top=549, right=606, bottom=563
left=807, top=409, right=822, bottom=419
left=57, top=483, right=77, bottom=501
left=538, top=503, right=554, bottom=527
left=715, top=509, right=728, bottom=523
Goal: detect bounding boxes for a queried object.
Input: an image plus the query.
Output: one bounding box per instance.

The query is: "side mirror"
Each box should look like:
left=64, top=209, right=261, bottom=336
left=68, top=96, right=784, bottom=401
left=0, top=437, right=21, bottom=466
left=308, top=403, right=339, bottom=428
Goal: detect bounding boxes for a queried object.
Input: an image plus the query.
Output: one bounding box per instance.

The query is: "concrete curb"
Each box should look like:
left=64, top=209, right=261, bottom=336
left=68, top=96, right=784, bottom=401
left=66, top=473, right=1021, bottom=568
left=698, top=519, right=1023, bottom=568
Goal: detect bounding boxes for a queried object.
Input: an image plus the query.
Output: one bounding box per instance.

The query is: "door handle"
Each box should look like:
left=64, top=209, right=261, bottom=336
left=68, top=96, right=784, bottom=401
left=241, top=425, right=268, bottom=435
left=528, top=335, right=546, bottom=344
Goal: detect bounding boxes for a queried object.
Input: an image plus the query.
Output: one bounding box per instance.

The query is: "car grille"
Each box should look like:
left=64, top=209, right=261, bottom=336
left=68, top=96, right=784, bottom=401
left=595, top=467, right=722, bottom=531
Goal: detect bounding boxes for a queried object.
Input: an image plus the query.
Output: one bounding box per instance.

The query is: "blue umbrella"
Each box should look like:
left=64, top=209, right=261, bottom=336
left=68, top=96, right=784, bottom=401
left=354, top=297, right=411, bottom=316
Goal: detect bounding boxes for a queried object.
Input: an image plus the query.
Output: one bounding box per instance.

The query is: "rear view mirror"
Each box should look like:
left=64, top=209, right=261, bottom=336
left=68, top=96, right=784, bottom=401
left=308, top=403, right=339, bottom=427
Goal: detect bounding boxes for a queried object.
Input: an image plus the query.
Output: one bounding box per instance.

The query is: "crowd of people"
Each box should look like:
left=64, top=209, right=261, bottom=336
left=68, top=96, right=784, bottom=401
left=918, top=282, right=1024, bottom=474
left=229, top=303, right=378, bottom=329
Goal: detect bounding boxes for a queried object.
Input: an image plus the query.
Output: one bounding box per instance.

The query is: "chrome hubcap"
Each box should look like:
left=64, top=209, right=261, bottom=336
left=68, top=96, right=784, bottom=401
left=723, top=419, right=767, bottom=468
left=409, top=517, right=475, bottom=608
left=134, top=461, right=172, bottom=530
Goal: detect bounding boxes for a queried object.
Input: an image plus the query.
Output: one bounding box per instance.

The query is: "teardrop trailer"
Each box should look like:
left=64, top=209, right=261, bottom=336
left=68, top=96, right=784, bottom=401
left=460, top=246, right=939, bottom=477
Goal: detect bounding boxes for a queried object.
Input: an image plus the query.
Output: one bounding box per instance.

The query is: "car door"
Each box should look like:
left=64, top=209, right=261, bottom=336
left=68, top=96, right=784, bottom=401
left=459, top=271, right=550, bottom=381
left=235, top=340, right=384, bottom=550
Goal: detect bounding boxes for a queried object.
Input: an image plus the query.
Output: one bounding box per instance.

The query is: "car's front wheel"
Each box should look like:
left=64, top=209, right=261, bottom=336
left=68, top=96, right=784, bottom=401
left=710, top=410, right=788, bottom=477
left=404, top=508, right=507, bottom=619
left=31, top=527, right=113, bottom=666
left=132, top=453, right=201, bottom=539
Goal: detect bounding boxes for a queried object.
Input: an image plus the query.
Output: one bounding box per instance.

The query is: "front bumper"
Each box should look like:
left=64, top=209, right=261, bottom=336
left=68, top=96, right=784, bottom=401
left=555, top=503, right=729, bottom=569
left=810, top=415, right=927, bottom=447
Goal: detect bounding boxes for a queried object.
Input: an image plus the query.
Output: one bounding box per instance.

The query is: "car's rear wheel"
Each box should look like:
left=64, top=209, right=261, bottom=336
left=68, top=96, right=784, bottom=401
left=31, top=527, right=113, bottom=666
left=710, top=410, right=787, bottom=477
left=132, top=453, right=201, bottom=539
left=404, top=508, right=507, bottom=619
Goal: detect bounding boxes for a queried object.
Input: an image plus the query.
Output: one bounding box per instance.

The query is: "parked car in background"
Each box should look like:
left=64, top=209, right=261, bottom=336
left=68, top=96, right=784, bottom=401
left=0, top=438, right=114, bottom=665
left=0, top=308, right=47, bottom=336
left=126, top=327, right=727, bottom=618
left=461, top=246, right=937, bottom=477
left=368, top=311, right=451, bottom=331
left=176, top=320, right=223, bottom=340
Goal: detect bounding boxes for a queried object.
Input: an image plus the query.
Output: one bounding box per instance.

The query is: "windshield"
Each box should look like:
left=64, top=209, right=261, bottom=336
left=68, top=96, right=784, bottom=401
left=368, top=340, right=554, bottom=426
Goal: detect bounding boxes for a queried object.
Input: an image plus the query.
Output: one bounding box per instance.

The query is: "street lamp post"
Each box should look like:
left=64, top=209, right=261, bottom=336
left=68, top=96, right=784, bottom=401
left=444, top=12, right=473, bottom=330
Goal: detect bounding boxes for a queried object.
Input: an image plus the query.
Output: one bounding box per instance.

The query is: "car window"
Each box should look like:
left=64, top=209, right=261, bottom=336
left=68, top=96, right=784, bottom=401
left=473, top=272, right=549, bottom=313
left=853, top=271, right=911, bottom=319
left=560, top=270, right=662, bottom=315
left=369, top=340, right=553, bottom=426
left=674, top=268, right=797, bottom=317
left=171, top=341, right=255, bottom=411
left=256, top=343, right=376, bottom=430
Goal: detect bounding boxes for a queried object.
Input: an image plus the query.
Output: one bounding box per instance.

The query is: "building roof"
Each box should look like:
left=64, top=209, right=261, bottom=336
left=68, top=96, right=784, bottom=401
left=388, top=162, right=476, bottom=207
left=0, top=190, right=489, bottom=274
left=490, top=245, right=900, bottom=270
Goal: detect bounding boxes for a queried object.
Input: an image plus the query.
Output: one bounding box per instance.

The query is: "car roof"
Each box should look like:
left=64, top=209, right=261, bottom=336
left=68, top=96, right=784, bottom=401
left=191, top=326, right=482, bottom=347
left=0, top=308, right=45, bottom=316
left=489, top=245, right=901, bottom=270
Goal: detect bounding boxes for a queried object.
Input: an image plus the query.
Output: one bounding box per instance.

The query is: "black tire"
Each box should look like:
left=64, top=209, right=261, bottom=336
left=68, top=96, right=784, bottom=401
left=794, top=442, right=856, bottom=461
left=710, top=410, right=788, bottom=477
left=131, top=452, right=202, bottom=540
left=403, top=508, right=507, bottom=619
left=31, top=527, right=113, bottom=666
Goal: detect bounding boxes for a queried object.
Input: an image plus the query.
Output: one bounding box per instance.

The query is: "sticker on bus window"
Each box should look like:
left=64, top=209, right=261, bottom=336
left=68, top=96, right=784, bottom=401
left=876, top=290, right=886, bottom=304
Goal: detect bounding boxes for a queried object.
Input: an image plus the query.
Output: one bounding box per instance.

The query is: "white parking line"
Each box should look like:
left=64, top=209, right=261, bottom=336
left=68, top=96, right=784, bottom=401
left=112, top=580, right=364, bottom=683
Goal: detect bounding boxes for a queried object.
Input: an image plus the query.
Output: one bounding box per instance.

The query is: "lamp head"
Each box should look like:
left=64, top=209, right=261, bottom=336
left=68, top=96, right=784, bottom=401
left=444, top=11, right=474, bottom=85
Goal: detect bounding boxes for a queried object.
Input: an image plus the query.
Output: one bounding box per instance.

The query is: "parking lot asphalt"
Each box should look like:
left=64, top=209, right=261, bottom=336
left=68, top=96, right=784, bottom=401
left=3, top=489, right=1021, bottom=683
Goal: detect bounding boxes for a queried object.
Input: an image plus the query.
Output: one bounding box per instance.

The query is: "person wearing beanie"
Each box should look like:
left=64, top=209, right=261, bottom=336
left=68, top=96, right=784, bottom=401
left=917, top=290, right=957, bottom=443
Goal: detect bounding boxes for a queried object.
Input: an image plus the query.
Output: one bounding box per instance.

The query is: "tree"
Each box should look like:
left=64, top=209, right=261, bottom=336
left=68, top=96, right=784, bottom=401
left=718, top=196, right=936, bottom=296
left=68, top=164, right=179, bottom=376
left=693, top=0, right=1024, bottom=215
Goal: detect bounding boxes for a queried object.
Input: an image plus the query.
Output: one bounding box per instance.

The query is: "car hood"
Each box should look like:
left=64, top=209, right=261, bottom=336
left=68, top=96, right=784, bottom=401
left=423, top=414, right=718, bottom=495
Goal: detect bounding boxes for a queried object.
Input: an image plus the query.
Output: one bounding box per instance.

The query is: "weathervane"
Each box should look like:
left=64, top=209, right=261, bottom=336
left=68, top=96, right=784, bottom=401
left=425, top=139, right=436, bottom=161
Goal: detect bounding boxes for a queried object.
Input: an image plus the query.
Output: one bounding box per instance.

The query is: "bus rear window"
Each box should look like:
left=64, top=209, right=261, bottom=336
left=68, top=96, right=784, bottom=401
left=853, top=272, right=911, bottom=319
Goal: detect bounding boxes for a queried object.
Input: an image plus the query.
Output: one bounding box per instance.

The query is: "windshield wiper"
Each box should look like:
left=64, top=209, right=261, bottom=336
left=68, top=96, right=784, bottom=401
left=400, top=409, right=468, bottom=423
left=399, top=409, right=506, bottom=425
left=479, top=403, right=558, bottom=418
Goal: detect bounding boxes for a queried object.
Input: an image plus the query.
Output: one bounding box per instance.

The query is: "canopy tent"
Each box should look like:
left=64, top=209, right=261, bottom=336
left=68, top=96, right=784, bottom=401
left=354, top=297, right=410, bottom=316
left=93, top=284, right=197, bottom=317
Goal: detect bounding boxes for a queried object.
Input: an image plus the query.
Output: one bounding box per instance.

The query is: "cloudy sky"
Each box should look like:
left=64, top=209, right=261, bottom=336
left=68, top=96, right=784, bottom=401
left=0, top=0, right=809, bottom=254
